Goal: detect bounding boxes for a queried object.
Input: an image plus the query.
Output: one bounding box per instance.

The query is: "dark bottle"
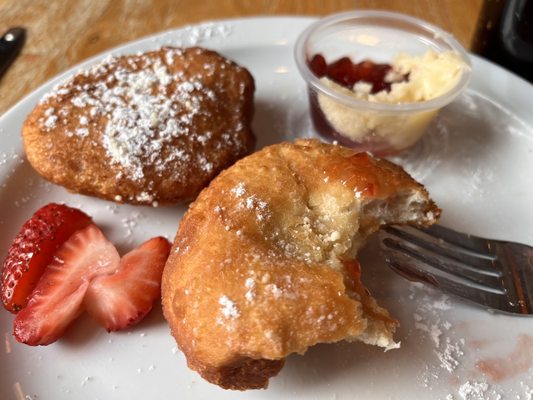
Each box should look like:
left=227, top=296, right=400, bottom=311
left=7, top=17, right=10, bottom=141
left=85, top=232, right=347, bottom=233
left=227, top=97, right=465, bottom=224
left=471, top=0, right=533, bottom=83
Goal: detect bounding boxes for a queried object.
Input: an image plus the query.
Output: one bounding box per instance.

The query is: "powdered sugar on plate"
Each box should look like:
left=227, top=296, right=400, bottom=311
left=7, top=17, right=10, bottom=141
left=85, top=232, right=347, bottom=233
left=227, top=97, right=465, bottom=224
left=410, top=283, right=467, bottom=382
left=406, top=282, right=533, bottom=400
left=150, top=22, right=233, bottom=48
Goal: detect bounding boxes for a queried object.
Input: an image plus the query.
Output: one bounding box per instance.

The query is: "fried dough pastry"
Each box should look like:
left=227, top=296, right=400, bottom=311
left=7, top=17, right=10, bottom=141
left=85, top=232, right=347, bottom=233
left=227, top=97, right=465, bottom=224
left=162, top=139, right=440, bottom=390
left=22, top=47, right=255, bottom=205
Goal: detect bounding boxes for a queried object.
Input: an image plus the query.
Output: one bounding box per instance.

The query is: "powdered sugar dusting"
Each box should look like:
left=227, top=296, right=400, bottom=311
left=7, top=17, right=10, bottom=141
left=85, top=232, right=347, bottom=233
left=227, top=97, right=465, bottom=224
left=184, top=23, right=233, bottom=46
left=244, top=278, right=256, bottom=302
left=407, top=283, right=519, bottom=399
left=219, top=295, right=239, bottom=319
left=151, top=22, right=233, bottom=48
left=61, top=48, right=209, bottom=181
left=121, top=211, right=145, bottom=242
left=410, top=284, right=466, bottom=376
left=230, top=182, right=272, bottom=224
left=522, top=382, right=533, bottom=400
left=437, top=337, right=464, bottom=373
left=35, top=46, right=251, bottom=202
left=457, top=381, right=489, bottom=400
left=231, top=182, right=246, bottom=197
left=412, top=285, right=469, bottom=397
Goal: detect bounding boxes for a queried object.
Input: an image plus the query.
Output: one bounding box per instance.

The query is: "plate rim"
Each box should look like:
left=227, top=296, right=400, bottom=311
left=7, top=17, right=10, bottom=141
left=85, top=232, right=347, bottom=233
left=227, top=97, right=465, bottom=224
left=2, top=15, right=533, bottom=127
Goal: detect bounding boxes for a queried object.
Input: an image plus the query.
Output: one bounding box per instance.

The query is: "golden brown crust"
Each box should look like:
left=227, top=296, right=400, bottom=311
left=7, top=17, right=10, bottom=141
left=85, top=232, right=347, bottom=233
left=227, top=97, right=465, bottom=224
left=22, top=47, right=255, bottom=205
left=162, top=139, right=440, bottom=390
left=193, top=357, right=285, bottom=390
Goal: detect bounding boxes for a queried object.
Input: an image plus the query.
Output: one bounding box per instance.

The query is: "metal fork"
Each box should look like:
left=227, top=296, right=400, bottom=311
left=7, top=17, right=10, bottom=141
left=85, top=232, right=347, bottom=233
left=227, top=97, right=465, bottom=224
left=379, top=224, right=533, bottom=316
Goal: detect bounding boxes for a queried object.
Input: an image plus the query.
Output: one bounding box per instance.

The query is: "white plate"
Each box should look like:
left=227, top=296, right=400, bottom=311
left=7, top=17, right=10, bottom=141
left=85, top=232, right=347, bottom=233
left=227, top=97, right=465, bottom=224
left=1, top=17, right=533, bottom=400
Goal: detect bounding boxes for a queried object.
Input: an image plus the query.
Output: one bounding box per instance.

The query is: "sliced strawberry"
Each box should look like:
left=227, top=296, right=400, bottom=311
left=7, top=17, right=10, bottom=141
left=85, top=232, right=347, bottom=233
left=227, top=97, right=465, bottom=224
left=84, top=237, right=171, bottom=332
left=1, top=203, right=92, bottom=313
left=13, top=224, right=120, bottom=345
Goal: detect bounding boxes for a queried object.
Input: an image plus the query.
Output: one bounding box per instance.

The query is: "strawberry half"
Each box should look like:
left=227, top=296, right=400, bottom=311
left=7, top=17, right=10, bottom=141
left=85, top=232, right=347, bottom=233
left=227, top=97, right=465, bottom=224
left=1, top=203, right=92, bottom=313
left=84, top=237, right=171, bottom=332
left=13, top=224, right=120, bottom=346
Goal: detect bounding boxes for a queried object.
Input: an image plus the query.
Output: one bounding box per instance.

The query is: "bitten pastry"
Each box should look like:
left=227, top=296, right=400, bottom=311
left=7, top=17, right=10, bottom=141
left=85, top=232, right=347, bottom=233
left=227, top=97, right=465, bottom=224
left=22, top=47, right=255, bottom=205
left=162, top=139, right=440, bottom=390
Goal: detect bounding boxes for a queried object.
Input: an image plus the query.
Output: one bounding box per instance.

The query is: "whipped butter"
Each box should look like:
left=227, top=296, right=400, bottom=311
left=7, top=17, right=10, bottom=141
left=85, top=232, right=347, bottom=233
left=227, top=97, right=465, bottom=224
left=317, top=50, right=467, bottom=152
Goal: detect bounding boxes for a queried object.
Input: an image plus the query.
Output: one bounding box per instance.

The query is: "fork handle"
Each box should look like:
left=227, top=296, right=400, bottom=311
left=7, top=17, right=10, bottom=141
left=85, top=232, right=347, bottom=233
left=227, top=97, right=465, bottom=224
left=0, top=27, right=26, bottom=78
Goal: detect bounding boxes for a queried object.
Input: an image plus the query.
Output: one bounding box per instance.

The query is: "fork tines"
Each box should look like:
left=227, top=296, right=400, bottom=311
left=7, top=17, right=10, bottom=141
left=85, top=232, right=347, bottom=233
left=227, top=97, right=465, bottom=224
left=379, top=224, right=533, bottom=315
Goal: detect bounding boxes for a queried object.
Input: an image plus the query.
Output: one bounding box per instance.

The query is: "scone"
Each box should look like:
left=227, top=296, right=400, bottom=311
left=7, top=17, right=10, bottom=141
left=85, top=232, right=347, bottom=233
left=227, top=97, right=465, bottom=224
left=162, top=139, right=440, bottom=390
left=22, top=47, right=255, bottom=205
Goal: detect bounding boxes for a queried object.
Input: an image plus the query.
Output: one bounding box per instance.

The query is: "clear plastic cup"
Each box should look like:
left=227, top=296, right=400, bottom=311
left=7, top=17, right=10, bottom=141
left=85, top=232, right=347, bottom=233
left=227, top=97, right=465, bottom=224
left=294, top=10, right=472, bottom=156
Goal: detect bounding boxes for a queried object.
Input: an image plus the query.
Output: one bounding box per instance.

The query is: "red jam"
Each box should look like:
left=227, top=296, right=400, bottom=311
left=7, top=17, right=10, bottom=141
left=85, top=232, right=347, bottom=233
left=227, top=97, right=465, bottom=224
left=307, top=53, right=409, bottom=155
left=309, top=54, right=398, bottom=94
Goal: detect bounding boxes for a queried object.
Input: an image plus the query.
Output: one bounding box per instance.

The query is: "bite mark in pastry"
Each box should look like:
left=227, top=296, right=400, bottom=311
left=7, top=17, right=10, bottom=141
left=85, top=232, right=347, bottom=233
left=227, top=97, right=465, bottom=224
left=162, top=139, right=440, bottom=390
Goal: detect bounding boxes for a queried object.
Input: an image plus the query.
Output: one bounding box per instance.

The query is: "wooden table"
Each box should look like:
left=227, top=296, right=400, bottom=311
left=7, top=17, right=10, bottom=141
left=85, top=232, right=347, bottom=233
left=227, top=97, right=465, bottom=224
left=0, top=0, right=482, bottom=116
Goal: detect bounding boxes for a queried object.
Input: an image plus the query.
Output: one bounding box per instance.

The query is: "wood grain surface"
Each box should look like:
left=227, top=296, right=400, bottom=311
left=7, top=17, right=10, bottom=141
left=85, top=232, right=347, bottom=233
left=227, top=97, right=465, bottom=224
left=0, top=0, right=482, bottom=115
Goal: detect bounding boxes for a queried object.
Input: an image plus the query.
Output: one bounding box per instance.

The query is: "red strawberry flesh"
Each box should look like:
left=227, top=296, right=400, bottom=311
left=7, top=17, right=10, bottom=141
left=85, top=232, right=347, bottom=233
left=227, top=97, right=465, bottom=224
left=84, top=237, right=171, bottom=332
left=13, top=224, right=120, bottom=345
left=1, top=203, right=92, bottom=313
